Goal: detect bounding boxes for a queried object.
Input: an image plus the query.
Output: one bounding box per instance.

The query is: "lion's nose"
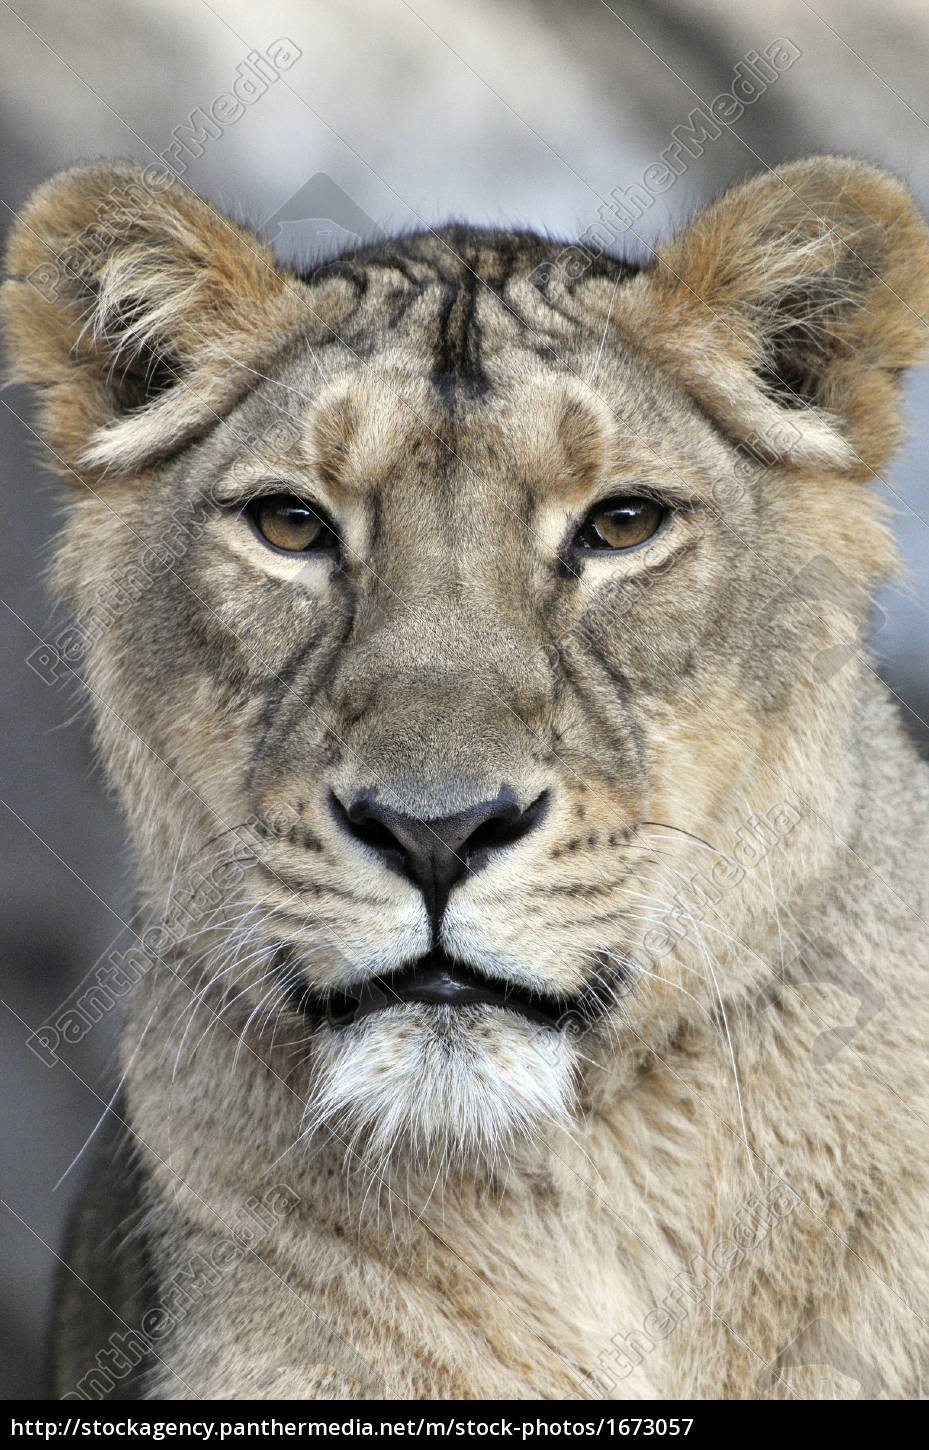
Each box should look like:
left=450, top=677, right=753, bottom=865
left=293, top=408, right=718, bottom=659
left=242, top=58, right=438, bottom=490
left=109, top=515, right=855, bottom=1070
left=329, top=785, right=549, bottom=922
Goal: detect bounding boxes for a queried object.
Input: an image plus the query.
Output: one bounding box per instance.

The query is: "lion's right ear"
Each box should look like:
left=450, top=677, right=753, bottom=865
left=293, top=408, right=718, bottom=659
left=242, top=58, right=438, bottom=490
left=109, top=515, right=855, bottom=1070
left=598, top=156, right=929, bottom=475
left=2, top=161, right=316, bottom=481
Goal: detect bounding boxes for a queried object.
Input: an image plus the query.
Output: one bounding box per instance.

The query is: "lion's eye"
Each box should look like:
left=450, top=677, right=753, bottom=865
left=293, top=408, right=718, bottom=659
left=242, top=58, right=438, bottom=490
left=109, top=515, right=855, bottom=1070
left=247, top=494, right=340, bottom=553
left=574, top=496, right=665, bottom=552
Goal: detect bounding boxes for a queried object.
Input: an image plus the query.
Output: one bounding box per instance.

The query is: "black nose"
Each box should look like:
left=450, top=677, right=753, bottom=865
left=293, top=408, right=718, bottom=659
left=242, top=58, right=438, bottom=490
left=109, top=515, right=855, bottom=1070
left=330, top=785, right=548, bottom=921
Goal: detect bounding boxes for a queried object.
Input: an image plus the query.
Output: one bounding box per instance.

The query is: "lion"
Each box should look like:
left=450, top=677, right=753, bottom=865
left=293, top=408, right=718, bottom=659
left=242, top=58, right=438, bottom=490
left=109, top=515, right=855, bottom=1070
left=4, top=154, right=929, bottom=1399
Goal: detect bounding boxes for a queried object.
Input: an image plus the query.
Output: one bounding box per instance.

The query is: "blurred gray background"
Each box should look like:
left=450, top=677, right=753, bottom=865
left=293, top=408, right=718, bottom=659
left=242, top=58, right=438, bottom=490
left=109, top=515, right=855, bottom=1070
left=2, top=0, right=928, bottom=1399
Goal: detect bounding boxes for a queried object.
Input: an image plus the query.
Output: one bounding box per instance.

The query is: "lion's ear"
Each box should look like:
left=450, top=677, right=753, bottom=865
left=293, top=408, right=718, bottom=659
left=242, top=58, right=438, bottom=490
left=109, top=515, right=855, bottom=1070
left=2, top=161, right=313, bottom=480
left=606, top=156, right=929, bottom=473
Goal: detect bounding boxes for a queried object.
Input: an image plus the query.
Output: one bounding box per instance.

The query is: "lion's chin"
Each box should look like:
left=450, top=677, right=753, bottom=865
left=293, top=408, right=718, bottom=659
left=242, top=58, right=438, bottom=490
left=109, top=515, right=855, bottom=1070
left=305, top=1004, right=576, bottom=1171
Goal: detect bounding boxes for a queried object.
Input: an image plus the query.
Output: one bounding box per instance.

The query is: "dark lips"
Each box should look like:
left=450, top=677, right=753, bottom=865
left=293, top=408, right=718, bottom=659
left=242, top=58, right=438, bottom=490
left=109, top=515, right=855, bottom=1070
left=322, top=950, right=577, bottom=1029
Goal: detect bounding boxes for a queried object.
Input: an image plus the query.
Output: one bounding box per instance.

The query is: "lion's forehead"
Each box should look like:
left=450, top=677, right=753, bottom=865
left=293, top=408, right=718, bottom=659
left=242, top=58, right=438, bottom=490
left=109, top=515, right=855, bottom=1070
left=237, top=325, right=701, bottom=528
left=297, top=372, right=607, bottom=499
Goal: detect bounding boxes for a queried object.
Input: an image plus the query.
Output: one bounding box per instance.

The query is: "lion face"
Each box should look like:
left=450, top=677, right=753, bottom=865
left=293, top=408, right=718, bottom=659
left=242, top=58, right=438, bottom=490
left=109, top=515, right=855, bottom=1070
left=6, top=159, right=926, bottom=1165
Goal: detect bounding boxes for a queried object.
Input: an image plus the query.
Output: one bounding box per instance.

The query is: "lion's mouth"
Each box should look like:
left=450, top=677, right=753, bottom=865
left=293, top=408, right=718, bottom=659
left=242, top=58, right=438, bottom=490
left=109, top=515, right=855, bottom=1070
left=288, top=948, right=600, bottom=1030
left=326, top=951, right=575, bottom=1028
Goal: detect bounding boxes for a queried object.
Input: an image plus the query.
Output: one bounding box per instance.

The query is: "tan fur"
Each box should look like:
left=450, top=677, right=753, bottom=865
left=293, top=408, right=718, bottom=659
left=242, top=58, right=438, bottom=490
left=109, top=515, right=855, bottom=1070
left=594, top=157, right=929, bottom=472
left=4, top=156, right=929, bottom=1400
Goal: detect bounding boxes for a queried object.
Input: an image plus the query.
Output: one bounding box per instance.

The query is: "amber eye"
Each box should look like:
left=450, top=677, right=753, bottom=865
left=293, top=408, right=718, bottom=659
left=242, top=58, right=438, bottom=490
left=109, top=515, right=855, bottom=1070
left=247, top=494, right=340, bottom=554
left=574, top=496, right=665, bottom=552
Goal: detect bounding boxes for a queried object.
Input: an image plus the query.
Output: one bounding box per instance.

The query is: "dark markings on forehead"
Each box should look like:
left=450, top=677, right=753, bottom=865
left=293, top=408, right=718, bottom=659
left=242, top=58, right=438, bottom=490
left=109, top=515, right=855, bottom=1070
left=433, top=271, right=485, bottom=396
left=301, top=225, right=640, bottom=399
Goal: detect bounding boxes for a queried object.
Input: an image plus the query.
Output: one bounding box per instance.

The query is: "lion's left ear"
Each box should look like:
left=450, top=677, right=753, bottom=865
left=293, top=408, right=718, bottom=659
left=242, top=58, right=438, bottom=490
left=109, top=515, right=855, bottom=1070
left=2, top=161, right=319, bottom=480
left=602, top=156, right=929, bottom=473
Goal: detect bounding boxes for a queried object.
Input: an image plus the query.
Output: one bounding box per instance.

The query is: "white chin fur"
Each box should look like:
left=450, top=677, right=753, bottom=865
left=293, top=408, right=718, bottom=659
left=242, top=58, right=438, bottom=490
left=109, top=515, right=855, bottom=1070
left=306, top=1005, right=575, bottom=1171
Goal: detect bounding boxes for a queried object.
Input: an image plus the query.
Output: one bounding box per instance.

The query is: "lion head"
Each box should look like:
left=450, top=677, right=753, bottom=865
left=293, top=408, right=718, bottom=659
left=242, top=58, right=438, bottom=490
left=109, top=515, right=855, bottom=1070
left=5, top=156, right=928, bottom=1169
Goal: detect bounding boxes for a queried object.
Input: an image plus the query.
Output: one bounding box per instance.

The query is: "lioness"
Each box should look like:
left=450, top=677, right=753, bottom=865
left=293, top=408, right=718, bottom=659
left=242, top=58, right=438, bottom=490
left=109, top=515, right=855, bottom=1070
left=5, top=155, right=929, bottom=1400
